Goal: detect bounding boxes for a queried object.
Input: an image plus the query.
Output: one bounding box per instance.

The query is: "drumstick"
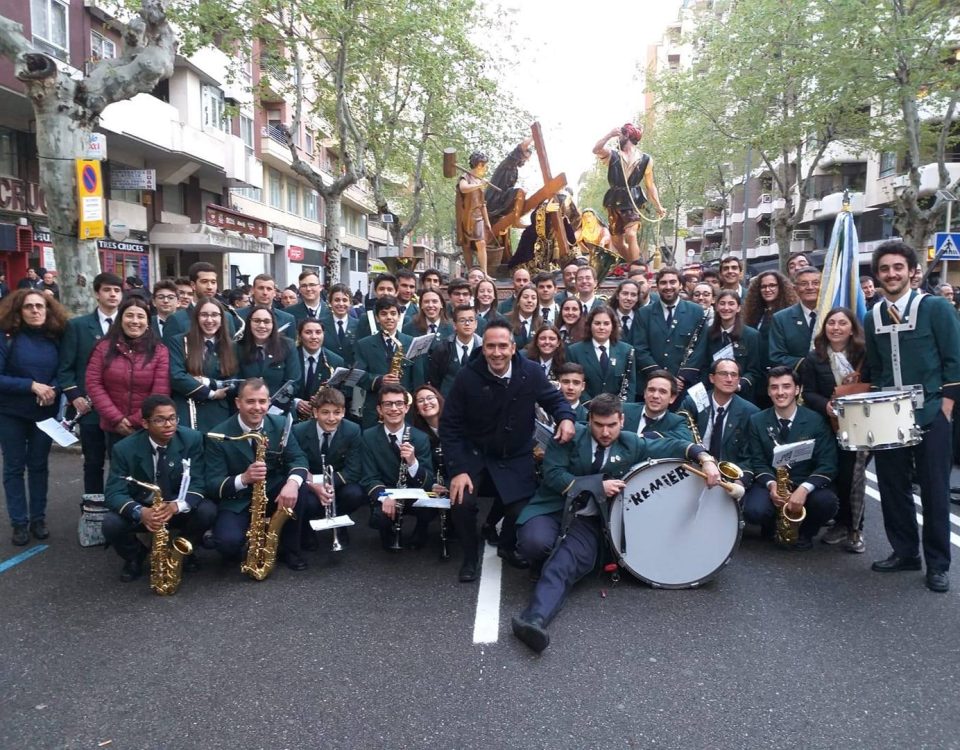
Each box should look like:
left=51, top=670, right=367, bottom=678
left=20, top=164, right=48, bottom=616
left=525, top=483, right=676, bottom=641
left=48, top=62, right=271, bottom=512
left=682, top=464, right=745, bottom=501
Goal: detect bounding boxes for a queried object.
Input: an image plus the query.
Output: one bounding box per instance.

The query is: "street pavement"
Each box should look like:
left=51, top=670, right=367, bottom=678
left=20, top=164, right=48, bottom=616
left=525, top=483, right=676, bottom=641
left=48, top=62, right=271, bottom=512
left=2, top=449, right=960, bottom=750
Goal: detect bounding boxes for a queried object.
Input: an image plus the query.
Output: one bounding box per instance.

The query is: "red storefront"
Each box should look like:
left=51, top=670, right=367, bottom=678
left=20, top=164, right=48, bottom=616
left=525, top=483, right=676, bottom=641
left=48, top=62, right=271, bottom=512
left=0, top=176, right=47, bottom=286
left=98, top=237, right=150, bottom=287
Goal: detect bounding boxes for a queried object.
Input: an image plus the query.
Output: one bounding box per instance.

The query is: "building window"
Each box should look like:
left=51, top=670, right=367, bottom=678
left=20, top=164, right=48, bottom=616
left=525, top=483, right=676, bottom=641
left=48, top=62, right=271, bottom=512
left=286, top=180, right=299, bottom=214
left=879, top=151, right=898, bottom=178
left=239, top=115, right=254, bottom=154
left=201, top=84, right=227, bottom=133
left=305, top=132, right=314, bottom=155
left=304, top=190, right=319, bottom=221
left=161, top=183, right=184, bottom=215
left=268, top=168, right=282, bottom=208
left=0, top=128, right=18, bottom=177
left=230, top=186, right=262, bottom=202
left=90, top=31, right=116, bottom=60
left=30, top=0, right=68, bottom=60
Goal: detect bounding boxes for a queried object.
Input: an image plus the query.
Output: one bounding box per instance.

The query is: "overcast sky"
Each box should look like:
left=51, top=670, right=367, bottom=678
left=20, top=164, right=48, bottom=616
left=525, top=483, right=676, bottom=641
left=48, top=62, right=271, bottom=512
left=491, top=0, right=683, bottom=198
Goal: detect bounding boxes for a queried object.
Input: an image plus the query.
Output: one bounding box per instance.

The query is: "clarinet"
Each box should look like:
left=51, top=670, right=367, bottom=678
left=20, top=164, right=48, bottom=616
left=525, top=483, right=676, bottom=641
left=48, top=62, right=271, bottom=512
left=618, top=347, right=634, bottom=402
left=435, top=443, right=450, bottom=561
left=672, top=308, right=709, bottom=407
left=389, top=426, right=411, bottom=550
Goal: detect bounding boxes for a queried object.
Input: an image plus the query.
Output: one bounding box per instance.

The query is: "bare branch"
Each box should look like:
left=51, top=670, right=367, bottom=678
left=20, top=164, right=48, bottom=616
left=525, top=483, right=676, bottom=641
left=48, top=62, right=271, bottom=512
left=0, top=16, right=35, bottom=60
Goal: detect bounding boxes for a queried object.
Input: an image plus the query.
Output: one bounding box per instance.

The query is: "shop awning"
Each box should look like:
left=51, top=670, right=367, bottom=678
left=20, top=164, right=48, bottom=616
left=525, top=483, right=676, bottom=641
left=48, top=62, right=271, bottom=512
left=149, top=223, right=273, bottom=254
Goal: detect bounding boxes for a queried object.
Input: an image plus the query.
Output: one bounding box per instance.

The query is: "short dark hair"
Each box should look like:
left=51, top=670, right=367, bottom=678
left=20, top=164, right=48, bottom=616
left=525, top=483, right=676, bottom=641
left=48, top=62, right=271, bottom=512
left=701, top=269, right=720, bottom=282
left=719, top=256, right=742, bottom=270
left=709, top=357, right=741, bottom=376
left=421, top=268, right=442, bottom=281
left=859, top=275, right=875, bottom=284
left=645, top=368, right=678, bottom=395
left=252, top=273, right=275, bottom=286
left=187, top=262, right=217, bottom=282
left=141, top=394, right=176, bottom=420
left=374, top=273, right=398, bottom=290
left=298, top=270, right=320, bottom=282
left=375, top=295, right=400, bottom=315
left=396, top=269, right=416, bottom=282
left=237, top=377, right=270, bottom=398
left=588, top=393, right=623, bottom=418
left=126, top=275, right=144, bottom=288
left=329, top=282, right=352, bottom=299
left=871, top=239, right=918, bottom=276
left=482, top=319, right=513, bottom=338
left=656, top=266, right=681, bottom=283
left=468, top=151, right=487, bottom=168
left=767, top=365, right=798, bottom=385
left=297, top=316, right=324, bottom=336
left=533, top=271, right=556, bottom=286
left=311, top=386, right=345, bottom=410
left=93, top=272, right=123, bottom=291
left=556, top=362, right=585, bottom=378
left=447, top=278, right=470, bottom=295
left=152, top=279, right=178, bottom=296
left=452, top=304, right=475, bottom=322
left=378, top=382, right=408, bottom=405
left=174, top=277, right=191, bottom=287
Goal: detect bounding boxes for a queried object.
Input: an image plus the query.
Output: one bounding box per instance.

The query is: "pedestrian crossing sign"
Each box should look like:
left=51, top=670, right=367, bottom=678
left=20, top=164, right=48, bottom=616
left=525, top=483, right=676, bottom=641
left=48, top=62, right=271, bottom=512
left=934, top=232, right=960, bottom=261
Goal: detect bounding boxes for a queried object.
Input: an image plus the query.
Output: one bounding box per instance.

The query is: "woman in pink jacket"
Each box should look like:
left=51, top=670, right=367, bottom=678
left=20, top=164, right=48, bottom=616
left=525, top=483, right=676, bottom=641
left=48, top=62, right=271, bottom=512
left=86, top=296, right=170, bottom=452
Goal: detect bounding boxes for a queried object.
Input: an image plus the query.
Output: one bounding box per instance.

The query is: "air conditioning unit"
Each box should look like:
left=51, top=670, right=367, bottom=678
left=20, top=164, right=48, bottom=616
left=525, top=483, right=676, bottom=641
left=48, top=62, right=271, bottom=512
left=757, top=236, right=772, bottom=246
left=792, top=230, right=812, bottom=241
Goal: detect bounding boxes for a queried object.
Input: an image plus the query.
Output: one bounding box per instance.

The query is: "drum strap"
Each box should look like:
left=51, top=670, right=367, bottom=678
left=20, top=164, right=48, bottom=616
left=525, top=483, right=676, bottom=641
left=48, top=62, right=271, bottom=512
left=871, top=292, right=925, bottom=397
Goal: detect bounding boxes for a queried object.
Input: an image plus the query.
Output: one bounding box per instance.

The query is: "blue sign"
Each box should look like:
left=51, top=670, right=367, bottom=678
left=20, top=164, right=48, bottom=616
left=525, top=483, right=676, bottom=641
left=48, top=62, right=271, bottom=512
left=934, top=232, right=960, bottom=261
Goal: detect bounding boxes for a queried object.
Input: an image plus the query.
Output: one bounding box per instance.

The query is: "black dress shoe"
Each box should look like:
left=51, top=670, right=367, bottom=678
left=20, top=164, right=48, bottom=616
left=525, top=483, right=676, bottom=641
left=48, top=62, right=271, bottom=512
left=459, top=558, right=479, bottom=582
left=120, top=557, right=144, bottom=582
left=11, top=525, right=29, bottom=546
left=29, top=519, right=49, bottom=540
left=481, top=524, right=500, bottom=546
left=183, top=554, right=200, bottom=573
left=512, top=615, right=549, bottom=653
left=498, top=548, right=530, bottom=569
left=282, top=551, right=308, bottom=571
left=871, top=553, right=922, bottom=573
left=926, top=571, right=950, bottom=593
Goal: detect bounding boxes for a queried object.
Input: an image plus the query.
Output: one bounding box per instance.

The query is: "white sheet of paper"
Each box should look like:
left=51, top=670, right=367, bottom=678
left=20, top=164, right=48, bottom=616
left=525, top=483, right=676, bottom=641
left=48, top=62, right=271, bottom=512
left=380, top=488, right=430, bottom=502
left=773, top=439, right=815, bottom=467
left=310, top=515, right=355, bottom=531
left=326, top=367, right=365, bottom=388
left=405, top=334, right=436, bottom=359
left=712, top=343, right=735, bottom=362
left=534, top=420, right=553, bottom=450
left=687, top=382, right=710, bottom=412
left=413, top=496, right=451, bottom=509
left=37, top=418, right=78, bottom=447
left=267, top=405, right=284, bottom=415
left=176, top=459, right=191, bottom=504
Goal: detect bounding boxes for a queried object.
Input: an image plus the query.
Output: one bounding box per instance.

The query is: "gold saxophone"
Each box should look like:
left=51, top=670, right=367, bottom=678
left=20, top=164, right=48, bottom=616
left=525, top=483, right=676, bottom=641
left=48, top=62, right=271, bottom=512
left=208, top=430, right=293, bottom=580
left=124, top=476, right=192, bottom=596
left=388, top=337, right=405, bottom=379
left=678, top=410, right=745, bottom=498
left=774, top=464, right=806, bottom=545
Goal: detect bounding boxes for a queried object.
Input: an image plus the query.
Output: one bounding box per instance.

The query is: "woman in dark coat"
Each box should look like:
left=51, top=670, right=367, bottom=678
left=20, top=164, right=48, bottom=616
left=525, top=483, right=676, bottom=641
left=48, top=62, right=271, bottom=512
left=0, top=290, right=68, bottom=545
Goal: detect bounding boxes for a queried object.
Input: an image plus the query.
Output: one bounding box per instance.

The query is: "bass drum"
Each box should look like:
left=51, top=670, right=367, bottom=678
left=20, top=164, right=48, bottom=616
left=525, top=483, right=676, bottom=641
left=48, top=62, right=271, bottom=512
left=608, top=459, right=743, bottom=589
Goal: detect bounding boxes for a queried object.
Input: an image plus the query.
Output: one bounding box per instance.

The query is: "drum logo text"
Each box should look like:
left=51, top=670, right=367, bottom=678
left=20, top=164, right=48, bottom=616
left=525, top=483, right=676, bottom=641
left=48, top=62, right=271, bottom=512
left=628, top=465, right=691, bottom=505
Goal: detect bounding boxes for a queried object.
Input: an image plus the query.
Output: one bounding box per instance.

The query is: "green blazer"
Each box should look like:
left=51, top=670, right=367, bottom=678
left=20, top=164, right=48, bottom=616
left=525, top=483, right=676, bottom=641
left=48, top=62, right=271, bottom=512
left=292, top=418, right=362, bottom=487
left=565, top=340, right=636, bottom=401
left=104, top=426, right=206, bottom=519
left=622, top=404, right=692, bottom=441
left=237, top=339, right=302, bottom=397
left=517, top=425, right=699, bottom=524
left=864, top=292, right=960, bottom=427
left=694, top=394, right=759, bottom=465
left=204, top=413, right=309, bottom=513
left=359, top=424, right=433, bottom=502
left=402, top=321, right=454, bottom=389
left=744, top=404, right=837, bottom=489
left=319, top=314, right=359, bottom=367
left=634, top=299, right=709, bottom=386
left=355, top=304, right=416, bottom=340
left=167, top=334, right=237, bottom=432
left=162, top=306, right=237, bottom=346
left=353, top=331, right=415, bottom=428
left=768, top=303, right=814, bottom=371
left=285, top=301, right=328, bottom=324
left=704, top=325, right=764, bottom=402
left=57, top=310, right=108, bottom=426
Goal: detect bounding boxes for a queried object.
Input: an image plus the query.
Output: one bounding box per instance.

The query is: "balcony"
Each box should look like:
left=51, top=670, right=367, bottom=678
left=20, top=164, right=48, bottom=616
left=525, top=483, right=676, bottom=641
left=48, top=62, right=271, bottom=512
left=746, top=240, right=779, bottom=260
left=810, top=190, right=865, bottom=221
left=258, top=62, right=290, bottom=100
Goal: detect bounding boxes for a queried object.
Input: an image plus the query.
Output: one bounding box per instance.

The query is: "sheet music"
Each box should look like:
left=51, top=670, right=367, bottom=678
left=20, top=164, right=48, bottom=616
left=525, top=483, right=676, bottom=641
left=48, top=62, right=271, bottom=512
left=712, top=343, right=735, bottom=362
left=379, top=488, right=430, bottom=502
left=687, top=382, right=710, bottom=412
left=176, top=459, right=191, bottom=504
left=534, top=420, right=553, bottom=450
left=413, top=496, right=452, bottom=509
left=773, top=439, right=815, bottom=467
left=310, top=516, right=355, bottom=531
left=327, top=367, right=366, bottom=387
left=405, top=334, right=436, bottom=359
left=36, top=418, right=79, bottom=447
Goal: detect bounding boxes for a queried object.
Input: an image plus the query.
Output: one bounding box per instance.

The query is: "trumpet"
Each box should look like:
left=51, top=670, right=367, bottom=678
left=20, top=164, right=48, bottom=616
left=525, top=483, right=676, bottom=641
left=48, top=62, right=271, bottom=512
left=321, top=457, right=342, bottom=552
left=389, top=426, right=410, bottom=551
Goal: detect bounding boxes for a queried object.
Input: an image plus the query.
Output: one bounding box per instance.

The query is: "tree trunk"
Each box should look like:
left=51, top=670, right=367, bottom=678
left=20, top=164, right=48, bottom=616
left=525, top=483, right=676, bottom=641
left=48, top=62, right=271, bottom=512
left=324, top=193, right=343, bottom=286
left=773, top=213, right=792, bottom=272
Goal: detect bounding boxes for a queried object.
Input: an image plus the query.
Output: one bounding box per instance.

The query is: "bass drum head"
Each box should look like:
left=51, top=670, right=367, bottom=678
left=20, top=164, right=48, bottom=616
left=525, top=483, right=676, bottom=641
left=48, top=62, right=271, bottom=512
left=608, top=459, right=743, bottom=589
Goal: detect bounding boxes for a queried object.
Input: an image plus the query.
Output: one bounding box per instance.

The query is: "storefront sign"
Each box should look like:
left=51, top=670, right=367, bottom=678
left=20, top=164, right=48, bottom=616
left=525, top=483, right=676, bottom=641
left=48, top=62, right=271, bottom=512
left=204, top=204, right=268, bottom=238
left=85, top=133, right=107, bottom=161
left=97, top=238, right=149, bottom=254
left=287, top=245, right=305, bottom=261
left=0, top=178, right=46, bottom=215
left=111, top=169, right=156, bottom=191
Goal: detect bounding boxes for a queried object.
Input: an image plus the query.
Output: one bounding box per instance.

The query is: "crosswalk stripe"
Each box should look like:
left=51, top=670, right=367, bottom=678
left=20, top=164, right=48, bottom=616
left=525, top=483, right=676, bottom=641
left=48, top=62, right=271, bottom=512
left=864, top=470, right=960, bottom=530
left=864, top=483, right=960, bottom=549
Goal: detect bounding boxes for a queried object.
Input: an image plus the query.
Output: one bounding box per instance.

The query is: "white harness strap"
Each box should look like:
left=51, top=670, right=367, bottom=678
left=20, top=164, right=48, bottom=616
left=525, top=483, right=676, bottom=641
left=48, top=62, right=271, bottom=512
left=871, top=292, right=925, bottom=402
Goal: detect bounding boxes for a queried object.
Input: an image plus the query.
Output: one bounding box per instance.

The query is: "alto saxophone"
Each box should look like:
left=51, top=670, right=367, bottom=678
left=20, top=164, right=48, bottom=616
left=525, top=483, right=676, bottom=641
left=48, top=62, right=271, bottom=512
left=389, top=426, right=410, bottom=551
left=774, top=464, right=806, bottom=545
left=388, top=337, right=405, bottom=379
left=208, top=430, right=293, bottom=580
left=124, top=476, right=192, bottom=596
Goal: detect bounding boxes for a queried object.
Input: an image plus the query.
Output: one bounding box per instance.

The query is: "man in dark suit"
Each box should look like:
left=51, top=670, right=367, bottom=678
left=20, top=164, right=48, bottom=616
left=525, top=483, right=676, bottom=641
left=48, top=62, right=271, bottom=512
left=696, top=358, right=758, bottom=467
left=354, top=273, right=416, bottom=339
left=497, top=266, right=531, bottom=315
left=17, top=267, right=42, bottom=290
left=353, top=296, right=415, bottom=429
left=865, top=241, right=960, bottom=592
left=320, top=282, right=359, bottom=366
left=150, top=279, right=180, bottom=339
left=440, top=320, right=577, bottom=582
left=292, top=387, right=364, bottom=547
left=768, top=266, right=821, bottom=371
left=58, top=272, right=124, bottom=493
left=428, top=304, right=481, bottom=397
left=742, top=366, right=838, bottom=550
left=533, top=272, right=560, bottom=326
left=205, top=378, right=312, bottom=571
left=285, top=270, right=328, bottom=323
left=292, top=318, right=344, bottom=420
left=511, top=394, right=720, bottom=652
left=103, top=395, right=214, bottom=582
left=622, top=370, right=692, bottom=440
left=634, top=266, right=709, bottom=400
left=237, top=274, right=296, bottom=340
left=359, top=384, right=434, bottom=550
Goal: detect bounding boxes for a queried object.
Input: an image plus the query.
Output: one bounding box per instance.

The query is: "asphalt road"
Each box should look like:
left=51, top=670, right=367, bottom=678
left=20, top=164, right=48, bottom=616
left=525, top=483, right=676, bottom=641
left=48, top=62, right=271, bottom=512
left=2, top=450, right=959, bottom=750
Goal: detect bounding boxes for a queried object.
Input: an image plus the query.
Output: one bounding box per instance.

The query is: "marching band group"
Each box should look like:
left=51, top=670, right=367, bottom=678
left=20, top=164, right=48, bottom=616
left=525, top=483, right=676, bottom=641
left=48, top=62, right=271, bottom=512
left=0, top=238, right=957, bottom=653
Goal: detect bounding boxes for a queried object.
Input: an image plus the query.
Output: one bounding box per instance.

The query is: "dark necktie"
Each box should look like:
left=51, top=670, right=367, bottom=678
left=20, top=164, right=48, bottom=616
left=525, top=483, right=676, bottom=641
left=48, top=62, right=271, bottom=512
left=158, top=319, right=165, bottom=336
left=461, top=344, right=469, bottom=365
left=599, top=344, right=610, bottom=376
left=591, top=443, right=605, bottom=473
left=521, top=320, right=528, bottom=340
left=256, top=345, right=265, bottom=363
left=204, top=340, right=215, bottom=359
left=305, top=355, right=316, bottom=393
left=722, top=331, right=731, bottom=347
left=709, top=407, right=725, bottom=457
left=542, top=307, right=551, bottom=322
left=429, top=323, right=437, bottom=334
left=388, top=433, right=401, bottom=459
left=337, top=320, right=346, bottom=346
left=385, top=337, right=394, bottom=355
left=103, top=317, right=113, bottom=335
left=307, top=307, right=316, bottom=318
left=621, top=315, right=630, bottom=333
left=808, top=311, right=817, bottom=329
left=887, top=303, right=901, bottom=324
left=665, top=305, right=675, bottom=328
left=320, top=430, right=330, bottom=458
left=155, top=446, right=175, bottom=502
left=778, top=418, right=791, bottom=444
left=398, top=306, right=407, bottom=317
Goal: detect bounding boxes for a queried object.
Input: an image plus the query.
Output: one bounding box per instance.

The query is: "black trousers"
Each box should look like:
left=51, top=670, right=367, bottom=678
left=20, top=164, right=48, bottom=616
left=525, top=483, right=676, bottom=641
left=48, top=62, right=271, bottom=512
left=742, top=483, right=838, bottom=540
left=458, top=469, right=525, bottom=558
left=102, top=498, right=217, bottom=561
left=371, top=503, right=438, bottom=548
left=875, top=411, right=952, bottom=572
left=212, top=484, right=310, bottom=559
left=79, top=423, right=107, bottom=494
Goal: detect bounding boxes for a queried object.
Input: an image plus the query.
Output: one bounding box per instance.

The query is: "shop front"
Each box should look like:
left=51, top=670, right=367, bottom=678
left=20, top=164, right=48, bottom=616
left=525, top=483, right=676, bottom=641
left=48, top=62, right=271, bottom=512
left=98, top=236, right=151, bottom=287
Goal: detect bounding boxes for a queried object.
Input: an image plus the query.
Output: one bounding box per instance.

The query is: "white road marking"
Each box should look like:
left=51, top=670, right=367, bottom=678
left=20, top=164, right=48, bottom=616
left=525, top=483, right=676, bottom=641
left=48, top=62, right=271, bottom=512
left=472, top=543, right=503, bottom=644
left=864, top=483, right=960, bottom=549
left=864, top=470, right=960, bottom=531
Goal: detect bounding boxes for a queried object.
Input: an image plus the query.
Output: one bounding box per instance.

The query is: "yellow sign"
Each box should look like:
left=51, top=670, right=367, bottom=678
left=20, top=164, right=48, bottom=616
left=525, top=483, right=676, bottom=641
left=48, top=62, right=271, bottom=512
left=75, top=159, right=105, bottom=239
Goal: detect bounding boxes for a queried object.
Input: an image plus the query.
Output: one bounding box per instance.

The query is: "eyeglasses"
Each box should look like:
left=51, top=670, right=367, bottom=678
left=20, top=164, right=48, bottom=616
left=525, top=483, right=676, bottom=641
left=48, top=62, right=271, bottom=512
left=759, top=284, right=779, bottom=290
left=148, top=415, right=179, bottom=425
left=457, top=317, right=476, bottom=324
left=380, top=400, right=407, bottom=409
left=250, top=319, right=273, bottom=326
left=22, top=303, right=46, bottom=311
left=154, top=294, right=177, bottom=302
left=177, top=291, right=195, bottom=298
left=415, top=395, right=438, bottom=405
left=199, top=312, right=222, bottom=319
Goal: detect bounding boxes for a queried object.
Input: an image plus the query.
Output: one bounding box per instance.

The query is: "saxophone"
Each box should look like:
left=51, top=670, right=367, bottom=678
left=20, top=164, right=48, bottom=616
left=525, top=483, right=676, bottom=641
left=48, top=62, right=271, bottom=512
left=388, top=426, right=410, bottom=550
left=767, top=427, right=806, bottom=545
left=124, top=476, right=192, bottom=596
left=388, top=337, right=405, bottom=379
left=208, top=430, right=293, bottom=580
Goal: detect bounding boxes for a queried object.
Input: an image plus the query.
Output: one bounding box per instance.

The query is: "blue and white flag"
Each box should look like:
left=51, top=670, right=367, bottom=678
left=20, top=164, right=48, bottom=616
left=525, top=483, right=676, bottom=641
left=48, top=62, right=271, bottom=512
left=813, top=207, right=867, bottom=340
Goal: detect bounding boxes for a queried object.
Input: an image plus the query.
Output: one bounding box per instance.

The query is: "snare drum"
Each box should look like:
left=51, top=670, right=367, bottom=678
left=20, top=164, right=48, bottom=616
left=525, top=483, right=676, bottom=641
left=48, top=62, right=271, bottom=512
left=834, top=391, right=921, bottom=451
left=607, top=459, right=743, bottom=588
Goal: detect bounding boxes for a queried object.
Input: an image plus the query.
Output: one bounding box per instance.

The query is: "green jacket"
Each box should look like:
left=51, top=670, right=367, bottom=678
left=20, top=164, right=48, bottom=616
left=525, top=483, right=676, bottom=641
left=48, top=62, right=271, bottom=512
left=292, top=418, right=362, bottom=487
left=57, top=310, right=108, bottom=426
left=353, top=331, right=415, bottom=428
left=744, top=405, right=836, bottom=489
left=359, top=424, right=433, bottom=502
left=167, top=334, right=237, bottom=432
left=565, top=340, right=636, bottom=401
left=768, top=303, right=813, bottom=371
left=634, top=298, right=709, bottom=385
left=237, top=339, right=302, bottom=397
